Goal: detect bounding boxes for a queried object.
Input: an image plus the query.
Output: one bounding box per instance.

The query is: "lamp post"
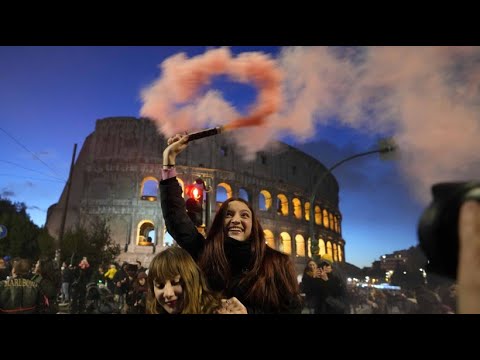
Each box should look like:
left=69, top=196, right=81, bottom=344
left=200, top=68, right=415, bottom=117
left=309, top=138, right=397, bottom=262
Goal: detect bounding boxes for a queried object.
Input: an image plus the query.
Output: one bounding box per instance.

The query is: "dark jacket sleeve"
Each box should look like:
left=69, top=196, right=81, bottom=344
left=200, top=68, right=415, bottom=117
left=160, top=177, right=205, bottom=260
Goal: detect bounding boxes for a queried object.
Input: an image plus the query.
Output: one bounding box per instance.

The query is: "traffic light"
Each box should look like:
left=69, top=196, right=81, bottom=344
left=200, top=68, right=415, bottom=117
left=185, top=183, right=203, bottom=226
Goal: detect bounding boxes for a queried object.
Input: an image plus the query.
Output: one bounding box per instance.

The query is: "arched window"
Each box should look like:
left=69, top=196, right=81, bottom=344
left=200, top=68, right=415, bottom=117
left=137, top=220, right=155, bottom=246
left=280, top=232, right=292, bottom=255
left=259, top=190, right=272, bottom=211
left=276, top=194, right=289, bottom=216
left=292, top=198, right=302, bottom=219
left=239, top=188, right=249, bottom=202
left=323, top=209, right=329, bottom=228
left=319, top=238, right=326, bottom=256
left=140, top=177, right=159, bottom=201
left=264, top=229, right=275, bottom=249
left=305, top=202, right=310, bottom=221
left=295, top=234, right=305, bottom=257
left=315, top=206, right=322, bottom=225
left=326, top=241, right=333, bottom=258
left=216, top=183, right=232, bottom=210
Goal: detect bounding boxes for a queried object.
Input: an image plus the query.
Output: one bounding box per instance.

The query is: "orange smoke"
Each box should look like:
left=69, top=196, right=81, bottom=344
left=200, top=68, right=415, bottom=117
left=140, top=47, right=282, bottom=139
left=222, top=115, right=266, bottom=132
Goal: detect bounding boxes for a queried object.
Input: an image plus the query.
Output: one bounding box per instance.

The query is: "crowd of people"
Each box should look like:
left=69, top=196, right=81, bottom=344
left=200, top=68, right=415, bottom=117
left=1, top=133, right=478, bottom=314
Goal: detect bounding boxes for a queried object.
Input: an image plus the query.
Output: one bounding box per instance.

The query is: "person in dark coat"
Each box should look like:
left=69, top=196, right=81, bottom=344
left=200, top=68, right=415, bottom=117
left=31, top=258, right=60, bottom=314
left=314, top=259, right=349, bottom=314
left=159, top=133, right=302, bottom=314
left=0, top=258, right=45, bottom=314
left=70, top=265, right=88, bottom=314
left=300, top=259, right=322, bottom=313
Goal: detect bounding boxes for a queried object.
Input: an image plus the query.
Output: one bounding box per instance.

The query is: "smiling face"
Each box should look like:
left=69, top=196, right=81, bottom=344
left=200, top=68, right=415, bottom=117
left=154, top=275, right=184, bottom=314
left=224, top=200, right=253, bottom=242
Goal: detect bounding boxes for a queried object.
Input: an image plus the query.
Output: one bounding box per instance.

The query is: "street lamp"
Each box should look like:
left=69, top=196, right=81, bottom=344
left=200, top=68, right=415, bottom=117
left=309, top=137, right=397, bottom=262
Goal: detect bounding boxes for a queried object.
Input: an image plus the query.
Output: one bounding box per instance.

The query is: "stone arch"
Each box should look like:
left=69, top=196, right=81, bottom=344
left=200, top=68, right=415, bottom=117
left=264, top=229, right=275, bottom=249
left=259, top=190, right=272, bottom=211
left=140, top=176, right=159, bottom=201
left=304, top=202, right=310, bottom=221
left=319, top=238, right=326, bottom=256
left=315, top=205, right=322, bottom=225
left=326, top=240, right=333, bottom=258
left=295, top=234, right=305, bottom=257
left=333, top=243, right=338, bottom=261
left=323, top=209, right=329, bottom=228
left=238, top=188, right=249, bottom=202
left=276, top=194, right=289, bottom=216
left=338, top=245, right=343, bottom=262
left=279, top=232, right=292, bottom=255
left=216, top=182, right=232, bottom=210
left=137, top=220, right=156, bottom=246
left=292, top=198, right=302, bottom=220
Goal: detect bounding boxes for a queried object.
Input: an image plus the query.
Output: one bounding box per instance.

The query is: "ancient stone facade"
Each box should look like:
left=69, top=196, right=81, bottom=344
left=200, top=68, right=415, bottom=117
left=46, top=117, right=345, bottom=270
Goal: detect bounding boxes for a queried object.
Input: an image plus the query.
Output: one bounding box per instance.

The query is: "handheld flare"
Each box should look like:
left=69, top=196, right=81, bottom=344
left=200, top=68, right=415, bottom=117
left=186, top=126, right=223, bottom=142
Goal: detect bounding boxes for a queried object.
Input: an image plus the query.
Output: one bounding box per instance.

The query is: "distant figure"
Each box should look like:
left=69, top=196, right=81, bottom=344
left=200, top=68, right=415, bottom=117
left=31, top=258, right=60, bottom=314
left=79, top=257, right=90, bottom=270
left=300, top=259, right=321, bottom=314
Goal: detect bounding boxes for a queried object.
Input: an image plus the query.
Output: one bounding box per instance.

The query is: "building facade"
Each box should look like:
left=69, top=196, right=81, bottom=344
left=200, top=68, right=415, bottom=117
left=46, top=117, right=345, bottom=270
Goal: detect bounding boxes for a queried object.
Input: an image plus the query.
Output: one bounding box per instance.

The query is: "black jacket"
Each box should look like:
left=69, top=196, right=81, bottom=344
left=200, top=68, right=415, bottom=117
left=0, top=276, right=45, bottom=314
left=160, top=177, right=302, bottom=314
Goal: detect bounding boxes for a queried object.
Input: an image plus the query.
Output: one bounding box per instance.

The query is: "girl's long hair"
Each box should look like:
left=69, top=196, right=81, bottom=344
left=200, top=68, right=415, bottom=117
left=146, top=247, right=221, bottom=314
left=198, top=197, right=300, bottom=312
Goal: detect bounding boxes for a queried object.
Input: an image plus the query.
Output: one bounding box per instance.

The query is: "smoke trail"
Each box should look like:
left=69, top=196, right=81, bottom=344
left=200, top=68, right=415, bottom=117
left=140, top=47, right=282, bottom=137
left=141, top=46, right=480, bottom=202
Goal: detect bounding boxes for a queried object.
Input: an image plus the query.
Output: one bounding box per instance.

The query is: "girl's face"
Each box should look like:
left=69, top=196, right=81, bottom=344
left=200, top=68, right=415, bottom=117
left=154, top=275, right=184, bottom=314
left=224, top=201, right=252, bottom=242
left=138, top=278, right=146, bottom=286
left=308, top=261, right=317, bottom=271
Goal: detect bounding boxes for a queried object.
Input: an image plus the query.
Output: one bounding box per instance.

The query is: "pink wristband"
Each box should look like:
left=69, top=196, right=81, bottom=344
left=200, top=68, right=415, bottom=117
left=161, top=167, right=177, bottom=180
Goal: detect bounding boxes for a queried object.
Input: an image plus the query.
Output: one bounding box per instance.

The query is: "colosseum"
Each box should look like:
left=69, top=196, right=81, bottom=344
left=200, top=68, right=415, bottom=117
left=46, top=117, right=345, bottom=275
